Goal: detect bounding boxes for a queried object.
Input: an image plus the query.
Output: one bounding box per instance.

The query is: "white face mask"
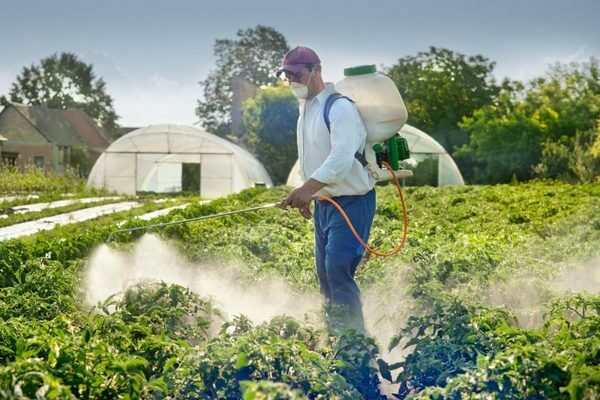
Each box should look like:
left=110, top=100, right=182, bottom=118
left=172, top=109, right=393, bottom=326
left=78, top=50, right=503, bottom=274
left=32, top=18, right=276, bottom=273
left=290, top=69, right=314, bottom=99
left=290, top=82, right=308, bottom=99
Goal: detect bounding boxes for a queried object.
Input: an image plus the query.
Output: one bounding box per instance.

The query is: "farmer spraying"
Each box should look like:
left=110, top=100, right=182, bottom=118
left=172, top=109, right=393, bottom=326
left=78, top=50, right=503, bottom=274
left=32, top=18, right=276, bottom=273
left=278, top=46, right=377, bottom=332
left=106, top=45, right=410, bottom=333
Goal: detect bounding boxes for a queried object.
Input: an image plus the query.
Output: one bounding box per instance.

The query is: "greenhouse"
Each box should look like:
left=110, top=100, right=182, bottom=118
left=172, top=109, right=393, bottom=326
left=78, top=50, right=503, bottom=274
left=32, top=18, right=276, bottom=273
left=286, top=124, right=464, bottom=187
left=87, top=124, right=272, bottom=198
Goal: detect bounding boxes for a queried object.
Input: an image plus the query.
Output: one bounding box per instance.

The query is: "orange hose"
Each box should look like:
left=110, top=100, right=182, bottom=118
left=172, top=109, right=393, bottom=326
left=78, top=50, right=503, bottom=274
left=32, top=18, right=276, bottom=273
left=315, top=161, right=408, bottom=257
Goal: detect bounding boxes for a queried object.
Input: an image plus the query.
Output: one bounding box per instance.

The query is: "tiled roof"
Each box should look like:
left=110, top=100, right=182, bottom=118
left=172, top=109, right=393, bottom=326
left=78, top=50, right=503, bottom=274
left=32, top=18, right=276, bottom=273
left=5, top=104, right=111, bottom=150
left=62, top=108, right=111, bottom=151
left=11, top=104, right=83, bottom=146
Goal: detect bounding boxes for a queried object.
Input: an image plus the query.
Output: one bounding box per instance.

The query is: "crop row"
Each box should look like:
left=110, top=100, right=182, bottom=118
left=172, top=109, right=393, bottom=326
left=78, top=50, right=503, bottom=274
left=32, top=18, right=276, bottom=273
left=1, top=182, right=599, bottom=398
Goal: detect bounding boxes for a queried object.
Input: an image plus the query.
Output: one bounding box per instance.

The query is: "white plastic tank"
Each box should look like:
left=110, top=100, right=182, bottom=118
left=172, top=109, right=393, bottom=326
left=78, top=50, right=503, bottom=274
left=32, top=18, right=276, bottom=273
left=335, top=65, right=411, bottom=182
left=335, top=65, right=408, bottom=142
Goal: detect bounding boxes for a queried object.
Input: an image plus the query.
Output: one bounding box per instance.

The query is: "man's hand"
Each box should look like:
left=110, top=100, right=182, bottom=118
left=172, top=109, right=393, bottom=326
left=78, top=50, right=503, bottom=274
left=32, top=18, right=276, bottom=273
left=298, top=205, right=312, bottom=220
left=280, top=185, right=313, bottom=209
left=280, top=178, right=327, bottom=220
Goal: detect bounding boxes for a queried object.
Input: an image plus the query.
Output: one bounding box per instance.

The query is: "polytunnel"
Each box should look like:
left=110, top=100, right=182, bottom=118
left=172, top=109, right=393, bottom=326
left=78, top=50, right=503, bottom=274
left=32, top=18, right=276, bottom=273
left=87, top=125, right=272, bottom=199
left=286, top=124, right=464, bottom=187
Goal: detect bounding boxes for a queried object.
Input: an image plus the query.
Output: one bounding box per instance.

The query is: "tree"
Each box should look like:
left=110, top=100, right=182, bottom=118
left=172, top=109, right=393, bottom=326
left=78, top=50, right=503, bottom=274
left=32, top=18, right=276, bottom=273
left=0, top=52, right=119, bottom=138
left=385, top=47, right=500, bottom=153
left=455, top=84, right=543, bottom=183
left=529, top=60, right=600, bottom=183
left=242, top=85, right=298, bottom=184
left=457, top=58, right=600, bottom=183
left=196, top=25, right=289, bottom=137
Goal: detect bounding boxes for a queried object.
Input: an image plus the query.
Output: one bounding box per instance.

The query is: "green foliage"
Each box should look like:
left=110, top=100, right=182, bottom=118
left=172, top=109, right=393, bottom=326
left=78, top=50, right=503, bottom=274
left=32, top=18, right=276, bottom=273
left=101, top=282, right=217, bottom=342
left=0, top=165, right=89, bottom=194
left=458, top=59, right=600, bottom=183
left=411, top=294, right=600, bottom=400
left=402, top=156, right=439, bottom=186
left=0, top=282, right=215, bottom=399
left=0, top=196, right=190, bottom=277
left=455, top=84, right=541, bottom=183
left=196, top=25, right=289, bottom=136
left=330, top=330, right=387, bottom=399
left=169, top=316, right=372, bottom=399
left=386, top=47, right=500, bottom=153
left=243, top=85, right=299, bottom=184
left=385, top=299, right=526, bottom=398
left=240, top=380, right=305, bottom=399
left=0, top=52, right=119, bottom=138
left=1, top=183, right=600, bottom=398
left=385, top=49, right=599, bottom=185
left=534, top=122, right=600, bottom=183
left=0, top=258, right=80, bottom=321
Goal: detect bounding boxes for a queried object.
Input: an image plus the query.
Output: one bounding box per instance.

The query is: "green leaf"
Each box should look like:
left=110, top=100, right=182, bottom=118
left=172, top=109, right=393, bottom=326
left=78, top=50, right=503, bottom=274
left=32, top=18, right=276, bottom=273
left=163, top=357, right=178, bottom=373
left=403, top=336, right=421, bottom=349
left=387, top=361, right=405, bottom=370
left=82, top=328, right=92, bottom=343
left=148, top=377, right=168, bottom=393
left=377, top=359, right=393, bottom=382
left=388, top=334, right=403, bottom=351
left=236, top=352, right=249, bottom=369
left=125, top=357, right=149, bottom=371
left=463, top=333, right=477, bottom=344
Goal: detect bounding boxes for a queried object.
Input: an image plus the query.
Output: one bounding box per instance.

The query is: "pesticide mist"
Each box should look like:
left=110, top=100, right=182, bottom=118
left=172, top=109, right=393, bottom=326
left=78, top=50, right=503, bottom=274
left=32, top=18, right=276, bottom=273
left=484, top=256, right=600, bottom=328
left=84, top=234, right=412, bottom=349
left=85, top=234, right=323, bottom=325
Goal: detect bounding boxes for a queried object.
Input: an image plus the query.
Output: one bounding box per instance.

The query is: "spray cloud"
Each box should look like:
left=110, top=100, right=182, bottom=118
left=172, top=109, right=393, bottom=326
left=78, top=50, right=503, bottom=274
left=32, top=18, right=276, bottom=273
left=84, top=234, right=323, bottom=325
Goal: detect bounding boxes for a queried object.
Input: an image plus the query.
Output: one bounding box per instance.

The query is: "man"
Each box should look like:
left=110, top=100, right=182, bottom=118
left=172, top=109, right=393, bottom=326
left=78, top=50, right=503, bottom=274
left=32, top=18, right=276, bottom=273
left=278, top=46, right=376, bottom=332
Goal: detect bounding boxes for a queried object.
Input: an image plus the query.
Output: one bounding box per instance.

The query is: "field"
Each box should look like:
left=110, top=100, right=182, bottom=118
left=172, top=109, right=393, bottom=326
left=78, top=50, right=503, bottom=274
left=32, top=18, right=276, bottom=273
left=1, top=170, right=599, bottom=399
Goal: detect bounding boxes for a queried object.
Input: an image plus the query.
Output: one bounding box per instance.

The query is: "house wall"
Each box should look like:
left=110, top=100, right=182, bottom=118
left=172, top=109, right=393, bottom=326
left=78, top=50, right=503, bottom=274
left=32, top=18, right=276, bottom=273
left=3, top=145, right=54, bottom=170
left=0, top=107, right=56, bottom=171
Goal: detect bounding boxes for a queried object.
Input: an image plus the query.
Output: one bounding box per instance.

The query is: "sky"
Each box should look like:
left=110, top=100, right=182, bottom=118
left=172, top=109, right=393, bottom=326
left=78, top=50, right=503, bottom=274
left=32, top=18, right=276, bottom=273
left=1, top=0, right=598, bottom=127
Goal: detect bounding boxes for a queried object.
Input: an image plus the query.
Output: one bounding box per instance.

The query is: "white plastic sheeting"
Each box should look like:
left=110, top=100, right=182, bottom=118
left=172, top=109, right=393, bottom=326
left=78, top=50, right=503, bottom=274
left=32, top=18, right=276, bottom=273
left=0, top=202, right=140, bottom=241
left=0, top=195, right=40, bottom=203
left=400, top=125, right=465, bottom=186
left=286, top=124, right=464, bottom=187
left=135, top=204, right=190, bottom=221
left=87, top=125, right=273, bottom=199
left=4, top=197, right=122, bottom=215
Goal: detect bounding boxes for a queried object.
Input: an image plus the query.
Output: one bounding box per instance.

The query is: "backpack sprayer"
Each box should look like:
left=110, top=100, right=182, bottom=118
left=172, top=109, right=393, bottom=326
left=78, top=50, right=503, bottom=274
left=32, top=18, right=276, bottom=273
left=315, top=64, right=412, bottom=257
left=107, top=65, right=411, bottom=257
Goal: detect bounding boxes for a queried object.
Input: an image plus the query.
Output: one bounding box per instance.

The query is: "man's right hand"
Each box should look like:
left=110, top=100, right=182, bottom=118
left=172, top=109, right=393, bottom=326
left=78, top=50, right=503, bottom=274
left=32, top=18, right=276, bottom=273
left=299, top=205, right=312, bottom=220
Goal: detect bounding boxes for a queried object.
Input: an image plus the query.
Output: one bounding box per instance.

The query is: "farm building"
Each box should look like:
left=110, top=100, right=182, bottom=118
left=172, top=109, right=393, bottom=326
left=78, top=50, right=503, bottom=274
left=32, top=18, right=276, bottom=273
left=287, top=124, right=465, bottom=187
left=87, top=124, right=273, bottom=198
left=0, top=134, right=7, bottom=158
left=0, top=103, right=111, bottom=175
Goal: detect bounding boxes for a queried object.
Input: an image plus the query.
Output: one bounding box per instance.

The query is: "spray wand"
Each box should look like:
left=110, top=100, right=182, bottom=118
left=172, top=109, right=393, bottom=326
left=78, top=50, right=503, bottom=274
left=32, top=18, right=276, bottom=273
left=106, top=166, right=408, bottom=256
left=105, top=202, right=280, bottom=243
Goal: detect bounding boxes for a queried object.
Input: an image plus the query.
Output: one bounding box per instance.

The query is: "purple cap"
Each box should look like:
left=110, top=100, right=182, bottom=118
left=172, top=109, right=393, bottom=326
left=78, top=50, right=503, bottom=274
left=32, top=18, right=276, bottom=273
left=276, top=46, right=321, bottom=77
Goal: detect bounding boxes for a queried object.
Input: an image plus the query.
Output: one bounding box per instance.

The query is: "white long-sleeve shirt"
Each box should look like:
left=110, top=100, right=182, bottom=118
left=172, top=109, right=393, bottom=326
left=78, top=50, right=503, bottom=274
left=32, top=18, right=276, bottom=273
left=297, top=83, right=376, bottom=197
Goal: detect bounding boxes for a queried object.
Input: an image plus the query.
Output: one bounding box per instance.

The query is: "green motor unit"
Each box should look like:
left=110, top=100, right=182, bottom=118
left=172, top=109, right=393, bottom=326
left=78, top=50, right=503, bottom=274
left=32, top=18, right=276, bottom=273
left=372, top=134, right=410, bottom=171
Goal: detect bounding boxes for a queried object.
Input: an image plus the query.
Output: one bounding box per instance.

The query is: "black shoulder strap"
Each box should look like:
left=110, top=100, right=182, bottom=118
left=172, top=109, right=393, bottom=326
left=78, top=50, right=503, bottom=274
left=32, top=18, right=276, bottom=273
left=323, top=92, right=368, bottom=168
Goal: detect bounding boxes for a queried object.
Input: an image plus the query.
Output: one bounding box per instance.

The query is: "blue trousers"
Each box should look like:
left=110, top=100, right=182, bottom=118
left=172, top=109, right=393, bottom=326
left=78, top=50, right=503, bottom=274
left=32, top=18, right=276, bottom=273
left=314, top=189, right=376, bottom=332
